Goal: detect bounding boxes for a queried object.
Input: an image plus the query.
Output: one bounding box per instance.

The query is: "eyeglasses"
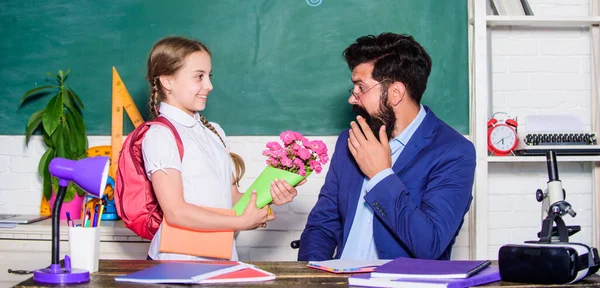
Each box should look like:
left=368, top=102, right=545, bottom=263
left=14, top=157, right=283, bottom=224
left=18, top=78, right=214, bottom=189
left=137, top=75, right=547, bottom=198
left=348, top=79, right=391, bottom=100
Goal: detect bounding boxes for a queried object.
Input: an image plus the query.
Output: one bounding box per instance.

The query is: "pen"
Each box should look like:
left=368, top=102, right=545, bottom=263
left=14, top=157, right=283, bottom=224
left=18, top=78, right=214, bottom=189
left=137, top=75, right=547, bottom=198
left=83, top=208, right=89, bottom=227
left=66, top=212, right=73, bottom=227
left=92, top=206, right=99, bottom=227
left=85, top=210, right=91, bottom=227
left=97, top=205, right=105, bottom=227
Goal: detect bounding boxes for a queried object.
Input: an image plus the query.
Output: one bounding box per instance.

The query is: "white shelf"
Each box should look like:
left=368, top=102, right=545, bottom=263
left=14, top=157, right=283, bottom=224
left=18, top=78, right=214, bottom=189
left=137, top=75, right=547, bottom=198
left=485, top=16, right=600, bottom=27
left=488, top=155, right=600, bottom=163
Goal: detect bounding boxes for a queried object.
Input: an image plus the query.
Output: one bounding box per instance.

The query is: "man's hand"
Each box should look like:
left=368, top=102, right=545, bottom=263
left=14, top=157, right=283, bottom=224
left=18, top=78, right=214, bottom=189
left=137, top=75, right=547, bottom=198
left=348, top=116, right=392, bottom=179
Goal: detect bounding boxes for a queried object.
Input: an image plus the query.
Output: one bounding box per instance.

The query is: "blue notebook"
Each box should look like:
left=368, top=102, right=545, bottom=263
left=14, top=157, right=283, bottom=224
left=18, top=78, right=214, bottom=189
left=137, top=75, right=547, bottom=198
left=349, top=266, right=501, bottom=288
left=115, top=262, right=248, bottom=284
left=371, top=257, right=491, bottom=279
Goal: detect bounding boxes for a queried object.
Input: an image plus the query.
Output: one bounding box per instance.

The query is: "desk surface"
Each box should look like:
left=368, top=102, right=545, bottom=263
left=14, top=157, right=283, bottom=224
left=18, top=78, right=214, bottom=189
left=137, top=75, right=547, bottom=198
left=15, top=260, right=600, bottom=287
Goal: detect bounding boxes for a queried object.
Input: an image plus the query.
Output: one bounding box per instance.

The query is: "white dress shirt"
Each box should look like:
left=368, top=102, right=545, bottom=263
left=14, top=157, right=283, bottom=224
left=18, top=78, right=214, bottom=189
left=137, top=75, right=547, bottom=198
left=142, top=102, right=238, bottom=261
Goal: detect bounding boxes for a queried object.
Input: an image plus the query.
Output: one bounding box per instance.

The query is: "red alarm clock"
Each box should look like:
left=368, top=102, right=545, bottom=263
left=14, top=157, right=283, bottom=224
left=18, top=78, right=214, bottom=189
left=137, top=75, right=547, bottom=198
left=487, top=112, right=518, bottom=156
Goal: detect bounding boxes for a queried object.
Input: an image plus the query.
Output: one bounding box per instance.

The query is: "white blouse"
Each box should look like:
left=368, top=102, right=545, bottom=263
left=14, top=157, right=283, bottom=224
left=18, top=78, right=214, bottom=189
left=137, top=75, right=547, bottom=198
left=142, top=102, right=237, bottom=261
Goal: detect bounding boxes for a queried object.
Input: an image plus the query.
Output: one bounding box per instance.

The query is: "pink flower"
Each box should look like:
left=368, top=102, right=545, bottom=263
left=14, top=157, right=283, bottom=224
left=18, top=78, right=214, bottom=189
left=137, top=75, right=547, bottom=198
left=297, top=147, right=311, bottom=160
left=309, top=140, right=328, bottom=156
left=280, top=156, right=293, bottom=167
left=319, top=155, right=329, bottom=165
left=266, top=141, right=282, bottom=151
left=264, top=131, right=329, bottom=175
left=309, top=160, right=322, bottom=174
left=298, top=166, right=307, bottom=177
left=280, top=131, right=299, bottom=145
left=293, top=158, right=304, bottom=169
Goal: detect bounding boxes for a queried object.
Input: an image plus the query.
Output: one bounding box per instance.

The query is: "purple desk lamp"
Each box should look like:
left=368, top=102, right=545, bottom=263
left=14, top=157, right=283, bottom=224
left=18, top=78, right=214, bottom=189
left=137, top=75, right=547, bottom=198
left=33, top=156, right=109, bottom=284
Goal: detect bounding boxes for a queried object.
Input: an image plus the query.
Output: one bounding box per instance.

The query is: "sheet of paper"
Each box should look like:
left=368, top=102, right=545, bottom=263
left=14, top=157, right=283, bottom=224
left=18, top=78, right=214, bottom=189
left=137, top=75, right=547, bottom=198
left=526, top=115, right=584, bottom=133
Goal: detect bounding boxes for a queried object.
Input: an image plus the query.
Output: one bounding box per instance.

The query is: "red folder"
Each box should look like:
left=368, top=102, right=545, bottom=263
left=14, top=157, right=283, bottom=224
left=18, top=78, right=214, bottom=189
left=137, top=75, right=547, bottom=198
left=198, top=266, right=276, bottom=284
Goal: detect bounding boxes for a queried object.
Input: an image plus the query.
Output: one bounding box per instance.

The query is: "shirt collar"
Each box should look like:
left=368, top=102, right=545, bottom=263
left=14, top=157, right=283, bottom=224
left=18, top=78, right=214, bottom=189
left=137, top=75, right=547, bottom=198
left=159, top=102, right=201, bottom=128
left=390, top=104, right=427, bottom=154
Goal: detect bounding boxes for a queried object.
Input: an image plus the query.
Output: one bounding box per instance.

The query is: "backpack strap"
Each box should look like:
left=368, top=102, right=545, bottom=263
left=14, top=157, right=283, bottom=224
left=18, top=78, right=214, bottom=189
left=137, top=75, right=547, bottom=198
left=146, top=116, right=184, bottom=160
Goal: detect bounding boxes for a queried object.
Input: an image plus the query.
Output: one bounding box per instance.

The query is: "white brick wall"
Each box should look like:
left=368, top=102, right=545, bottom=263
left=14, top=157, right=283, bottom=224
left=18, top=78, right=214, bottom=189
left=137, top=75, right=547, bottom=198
left=488, top=0, right=594, bottom=260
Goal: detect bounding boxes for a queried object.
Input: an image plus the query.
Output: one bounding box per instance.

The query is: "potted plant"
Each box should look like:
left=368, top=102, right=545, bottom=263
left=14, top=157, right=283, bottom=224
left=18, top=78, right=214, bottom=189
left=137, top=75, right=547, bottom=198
left=20, top=69, right=89, bottom=220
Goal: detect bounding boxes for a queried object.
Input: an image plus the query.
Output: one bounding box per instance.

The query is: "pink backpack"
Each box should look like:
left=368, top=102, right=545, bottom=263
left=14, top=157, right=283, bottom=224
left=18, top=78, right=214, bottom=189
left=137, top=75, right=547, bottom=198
left=115, top=116, right=183, bottom=240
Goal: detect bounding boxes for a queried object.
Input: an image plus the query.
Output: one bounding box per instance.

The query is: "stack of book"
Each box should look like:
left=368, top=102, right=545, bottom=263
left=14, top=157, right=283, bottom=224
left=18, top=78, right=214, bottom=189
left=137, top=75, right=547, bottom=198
left=348, top=258, right=500, bottom=288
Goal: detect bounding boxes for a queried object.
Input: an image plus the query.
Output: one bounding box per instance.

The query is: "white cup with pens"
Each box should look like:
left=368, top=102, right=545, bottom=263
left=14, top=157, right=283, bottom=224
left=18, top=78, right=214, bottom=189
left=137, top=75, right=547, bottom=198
left=66, top=204, right=104, bottom=273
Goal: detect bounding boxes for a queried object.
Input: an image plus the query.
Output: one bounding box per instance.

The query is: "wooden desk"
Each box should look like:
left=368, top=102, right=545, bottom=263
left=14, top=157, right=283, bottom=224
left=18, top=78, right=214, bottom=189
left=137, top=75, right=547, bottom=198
left=15, top=260, right=600, bottom=287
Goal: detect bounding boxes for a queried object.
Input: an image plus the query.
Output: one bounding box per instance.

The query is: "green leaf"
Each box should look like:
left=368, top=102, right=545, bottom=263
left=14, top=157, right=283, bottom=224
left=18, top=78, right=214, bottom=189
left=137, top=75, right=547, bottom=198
left=58, top=70, right=64, bottom=81
left=51, top=177, right=60, bottom=201
left=52, top=124, right=66, bottom=158
left=42, top=130, right=52, bottom=147
left=20, top=86, right=55, bottom=104
left=63, top=183, right=76, bottom=203
left=43, top=168, right=52, bottom=202
left=61, top=121, right=76, bottom=158
left=46, top=72, right=60, bottom=83
left=42, top=92, right=63, bottom=136
left=38, top=148, right=53, bottom=178
left=39, top=148, right=55, bottom=201
left=70, top=106, right=87, bottom=146
left=63, top=90, right=75, bottom=111
left=25, top=109, right=44, bottom=145
left=63, top=68, right=70, bottom=81
left=67, top=87, right=84, bottom=110
left=75, top=185, right=86, bottom=197
left=65, top=110, right=87, bottom=155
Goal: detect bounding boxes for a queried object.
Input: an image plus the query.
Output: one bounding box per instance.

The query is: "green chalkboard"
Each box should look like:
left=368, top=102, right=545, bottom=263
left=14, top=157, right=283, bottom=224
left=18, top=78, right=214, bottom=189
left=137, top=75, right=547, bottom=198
left=1, top=0, right=469, bottom=136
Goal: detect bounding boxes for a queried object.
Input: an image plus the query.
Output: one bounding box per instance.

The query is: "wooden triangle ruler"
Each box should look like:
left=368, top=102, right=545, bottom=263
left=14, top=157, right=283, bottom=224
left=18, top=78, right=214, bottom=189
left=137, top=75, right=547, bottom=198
left=110, top=66, right=144, bottom=178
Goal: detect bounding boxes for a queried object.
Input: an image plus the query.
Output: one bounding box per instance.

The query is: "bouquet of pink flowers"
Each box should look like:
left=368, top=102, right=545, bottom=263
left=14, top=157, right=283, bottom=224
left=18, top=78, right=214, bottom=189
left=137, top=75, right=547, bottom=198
left=232, top=131, right=329, bottom=215
left=263, top=131, right=329, bottom=176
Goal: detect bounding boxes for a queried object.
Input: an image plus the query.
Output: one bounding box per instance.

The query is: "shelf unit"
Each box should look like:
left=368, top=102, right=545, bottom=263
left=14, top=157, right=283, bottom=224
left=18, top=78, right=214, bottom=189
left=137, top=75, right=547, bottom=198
left=488, top=155, right=600, bottom=163
left=471, top=0, right=600, bottom=260
left=470, top=16, right=600, bottom=26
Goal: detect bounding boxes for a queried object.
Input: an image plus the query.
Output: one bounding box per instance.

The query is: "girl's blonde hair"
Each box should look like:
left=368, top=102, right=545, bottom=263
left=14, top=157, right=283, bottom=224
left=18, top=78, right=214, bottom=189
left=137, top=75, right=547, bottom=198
left=147, top=36, right=245, bottom=186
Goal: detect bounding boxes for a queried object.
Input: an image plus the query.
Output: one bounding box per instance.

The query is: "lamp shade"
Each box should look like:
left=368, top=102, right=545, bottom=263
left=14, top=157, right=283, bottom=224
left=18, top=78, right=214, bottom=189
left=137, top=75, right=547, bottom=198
left=48, top=156, right=110, bottom=198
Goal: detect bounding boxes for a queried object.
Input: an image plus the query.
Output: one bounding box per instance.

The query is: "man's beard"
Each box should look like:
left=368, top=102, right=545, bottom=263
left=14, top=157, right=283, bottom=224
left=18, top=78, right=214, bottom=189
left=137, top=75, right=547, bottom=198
left=352, top=94, right=396, bottom=142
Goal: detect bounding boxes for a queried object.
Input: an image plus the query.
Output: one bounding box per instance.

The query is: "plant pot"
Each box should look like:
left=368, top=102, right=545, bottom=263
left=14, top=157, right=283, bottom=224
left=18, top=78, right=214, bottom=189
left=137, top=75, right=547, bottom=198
left=48, top=190, right=85, bottom=220
left=232, top=166, right=310, bottom=216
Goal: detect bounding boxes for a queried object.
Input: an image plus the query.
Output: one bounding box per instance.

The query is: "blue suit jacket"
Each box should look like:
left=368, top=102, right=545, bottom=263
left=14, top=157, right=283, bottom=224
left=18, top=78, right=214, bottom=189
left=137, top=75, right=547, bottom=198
left=298, top=107, right=475, bottom=261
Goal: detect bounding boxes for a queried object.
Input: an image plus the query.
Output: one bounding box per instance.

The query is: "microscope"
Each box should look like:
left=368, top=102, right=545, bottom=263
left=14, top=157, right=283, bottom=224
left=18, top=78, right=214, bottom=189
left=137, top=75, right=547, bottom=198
left=534, top=150, right=578, bottom=243
left=498, top=151, right=600, bottom=284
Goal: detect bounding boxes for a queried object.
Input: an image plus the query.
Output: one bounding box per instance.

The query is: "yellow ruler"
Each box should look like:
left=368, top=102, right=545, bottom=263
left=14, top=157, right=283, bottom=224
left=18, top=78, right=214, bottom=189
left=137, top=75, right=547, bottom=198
left=111, top=67, right=144, bottom=178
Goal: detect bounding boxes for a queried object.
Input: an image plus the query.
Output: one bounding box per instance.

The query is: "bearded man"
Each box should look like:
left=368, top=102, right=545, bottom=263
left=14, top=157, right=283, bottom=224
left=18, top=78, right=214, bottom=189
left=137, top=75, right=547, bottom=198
left=298, top=33, right=476, bottom=261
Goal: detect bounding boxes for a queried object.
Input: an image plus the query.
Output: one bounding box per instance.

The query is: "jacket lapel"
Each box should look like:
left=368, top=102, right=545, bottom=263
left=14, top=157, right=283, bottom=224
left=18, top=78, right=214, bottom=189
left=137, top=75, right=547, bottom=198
left=392, top=106, right=437, bottom=174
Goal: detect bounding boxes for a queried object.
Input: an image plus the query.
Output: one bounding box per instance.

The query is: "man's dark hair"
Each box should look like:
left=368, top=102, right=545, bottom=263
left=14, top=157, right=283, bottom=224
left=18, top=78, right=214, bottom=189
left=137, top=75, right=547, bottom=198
left=343, top=33, right=432, bottom=104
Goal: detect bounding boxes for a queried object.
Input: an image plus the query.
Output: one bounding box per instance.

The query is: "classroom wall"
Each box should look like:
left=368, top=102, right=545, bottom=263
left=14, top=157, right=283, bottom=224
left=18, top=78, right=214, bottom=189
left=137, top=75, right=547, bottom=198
left=487, top=0, right=594, bottom=259
left=0, top=0, right=591, bottom=262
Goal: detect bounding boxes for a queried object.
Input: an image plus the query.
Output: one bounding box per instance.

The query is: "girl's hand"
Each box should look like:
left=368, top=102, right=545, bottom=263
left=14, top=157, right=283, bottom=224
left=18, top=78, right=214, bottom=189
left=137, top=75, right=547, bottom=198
left=240, top=192, right=275, bottom=230
left=270, top=179, right=307, bottom=205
